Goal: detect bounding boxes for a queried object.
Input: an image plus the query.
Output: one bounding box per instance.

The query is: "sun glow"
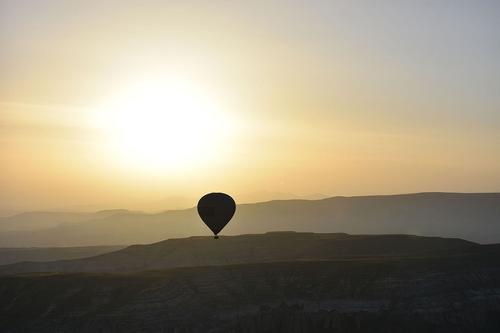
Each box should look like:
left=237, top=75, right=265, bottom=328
left=95, top=78, right=233, bottom=173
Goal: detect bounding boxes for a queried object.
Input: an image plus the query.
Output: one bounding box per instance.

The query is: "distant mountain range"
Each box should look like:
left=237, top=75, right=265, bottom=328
left=0, top=209, right=134, bottom=232
left=0, top=192, right=499, bottom=247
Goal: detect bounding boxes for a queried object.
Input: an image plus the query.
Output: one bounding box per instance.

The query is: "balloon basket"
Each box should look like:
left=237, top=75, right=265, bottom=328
left=214, top=235, right=219, bottom=239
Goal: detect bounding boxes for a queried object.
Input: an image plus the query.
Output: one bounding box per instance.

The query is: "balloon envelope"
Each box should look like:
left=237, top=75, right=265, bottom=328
left=197, top=192, right=236, bottom=237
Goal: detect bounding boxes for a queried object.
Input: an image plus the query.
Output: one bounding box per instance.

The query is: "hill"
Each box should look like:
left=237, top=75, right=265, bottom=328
left=0, top=245, right=125, bottom=265
left=1, top=193, right=499, bottom=246
left=0, top=232, right=480, bottom=274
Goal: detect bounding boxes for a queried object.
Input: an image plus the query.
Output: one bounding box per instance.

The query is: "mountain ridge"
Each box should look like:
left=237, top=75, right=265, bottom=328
left=1, top=192, right=499, bottom=246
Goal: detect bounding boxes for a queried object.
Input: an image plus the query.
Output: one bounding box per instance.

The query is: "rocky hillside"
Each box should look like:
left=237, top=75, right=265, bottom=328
left=1, top=253, right=499, bottom=332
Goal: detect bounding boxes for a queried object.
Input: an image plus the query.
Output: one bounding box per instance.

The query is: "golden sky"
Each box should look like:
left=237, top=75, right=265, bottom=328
left=1, top=1, right=500, bottom=211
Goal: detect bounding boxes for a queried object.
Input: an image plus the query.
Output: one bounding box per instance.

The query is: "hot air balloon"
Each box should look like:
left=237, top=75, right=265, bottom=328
left=197, top=192, right=236, bottom=239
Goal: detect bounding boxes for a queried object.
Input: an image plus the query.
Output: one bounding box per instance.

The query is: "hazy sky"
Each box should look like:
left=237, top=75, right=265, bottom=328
left=1, top=0, right=500, bottom=211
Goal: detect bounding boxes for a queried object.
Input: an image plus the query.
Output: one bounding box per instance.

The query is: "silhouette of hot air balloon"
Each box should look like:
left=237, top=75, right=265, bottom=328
left=197, top=192, right=236, bottom=239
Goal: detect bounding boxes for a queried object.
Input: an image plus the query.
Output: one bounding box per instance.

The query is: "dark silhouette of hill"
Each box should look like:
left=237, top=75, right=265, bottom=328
left=1, top=252, right=500, bottom=332
left=0, top=245, right=125, bottom=265
left=0, top=192, right=499, bottom=246
left=0, top=232, right=480, bottom=274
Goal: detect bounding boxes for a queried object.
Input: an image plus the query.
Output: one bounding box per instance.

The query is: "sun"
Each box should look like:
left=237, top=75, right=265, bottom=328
left=95, top=78, right=232, bottom=173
